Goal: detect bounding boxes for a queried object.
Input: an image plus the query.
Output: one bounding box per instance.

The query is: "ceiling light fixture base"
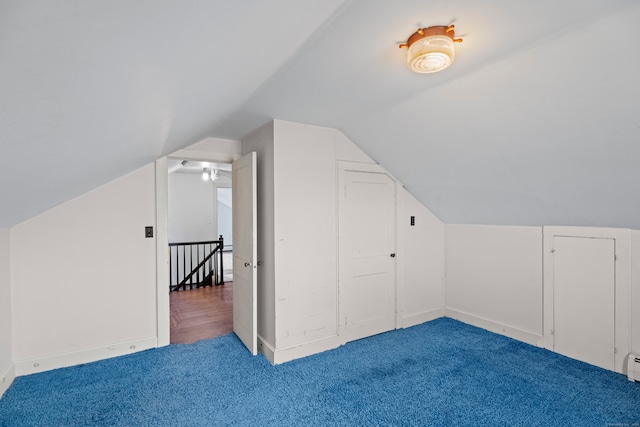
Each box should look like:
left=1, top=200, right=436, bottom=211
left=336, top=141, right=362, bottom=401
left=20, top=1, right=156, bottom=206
left=399, top=25, right=462, bottom=74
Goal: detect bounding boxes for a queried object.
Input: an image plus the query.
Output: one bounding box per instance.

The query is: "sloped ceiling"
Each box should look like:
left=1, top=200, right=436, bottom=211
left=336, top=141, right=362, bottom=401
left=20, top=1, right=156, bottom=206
left=1, top=0, right=639, bottom=228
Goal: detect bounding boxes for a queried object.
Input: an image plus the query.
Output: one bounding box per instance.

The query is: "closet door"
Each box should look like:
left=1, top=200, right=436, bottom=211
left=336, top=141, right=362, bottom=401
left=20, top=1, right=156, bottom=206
left=553, top=236, right=615, bottom=370
left=340, top=170, right=396, bottom=342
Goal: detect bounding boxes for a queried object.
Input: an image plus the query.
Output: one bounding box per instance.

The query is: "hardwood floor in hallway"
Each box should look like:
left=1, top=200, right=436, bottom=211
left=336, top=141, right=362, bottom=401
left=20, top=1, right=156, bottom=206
left=170, top=282, right=233, bottom=344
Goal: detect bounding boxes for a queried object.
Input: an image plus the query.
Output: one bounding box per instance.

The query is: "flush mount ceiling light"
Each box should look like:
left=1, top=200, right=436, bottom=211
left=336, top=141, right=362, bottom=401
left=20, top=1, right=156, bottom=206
left=399, top=25, right=462, bottom=73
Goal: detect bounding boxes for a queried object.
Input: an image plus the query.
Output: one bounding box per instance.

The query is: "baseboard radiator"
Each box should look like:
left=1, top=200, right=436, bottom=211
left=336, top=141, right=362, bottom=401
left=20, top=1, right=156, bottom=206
left=628, top=354, right=640, bottom=382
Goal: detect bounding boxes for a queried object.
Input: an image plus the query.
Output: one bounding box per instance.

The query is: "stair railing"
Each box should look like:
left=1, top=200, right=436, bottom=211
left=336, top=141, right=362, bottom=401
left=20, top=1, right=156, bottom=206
left=169, top=235, right=224, bottom=291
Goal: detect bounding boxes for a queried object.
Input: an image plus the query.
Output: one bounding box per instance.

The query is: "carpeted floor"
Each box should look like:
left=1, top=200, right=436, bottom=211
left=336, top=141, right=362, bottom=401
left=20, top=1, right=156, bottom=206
left=1, top=318, right=639, bottom=426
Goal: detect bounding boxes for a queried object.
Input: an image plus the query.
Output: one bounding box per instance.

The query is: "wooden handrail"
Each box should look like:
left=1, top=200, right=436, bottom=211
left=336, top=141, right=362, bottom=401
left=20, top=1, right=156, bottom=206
left=169, top=239, right=221, bottom=247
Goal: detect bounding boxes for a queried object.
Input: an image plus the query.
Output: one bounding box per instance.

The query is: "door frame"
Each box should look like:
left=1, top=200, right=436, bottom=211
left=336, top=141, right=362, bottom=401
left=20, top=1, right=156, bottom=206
left=542, top=226, right=631, bottom=374
left=155, top=152, right=241, bottom=347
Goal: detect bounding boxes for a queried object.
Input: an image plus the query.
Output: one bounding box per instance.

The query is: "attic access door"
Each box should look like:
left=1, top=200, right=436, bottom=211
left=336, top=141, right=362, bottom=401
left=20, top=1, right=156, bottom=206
left=232, top=152, right=258, bottom=355
left=552, top=236, right=615, bottom=370
left=339, top=169, right=396, bottom=343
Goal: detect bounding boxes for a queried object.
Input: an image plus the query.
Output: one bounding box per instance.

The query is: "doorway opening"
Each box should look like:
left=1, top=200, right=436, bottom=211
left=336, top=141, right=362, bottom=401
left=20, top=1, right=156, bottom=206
left=167, top=158, right=233, bottom=344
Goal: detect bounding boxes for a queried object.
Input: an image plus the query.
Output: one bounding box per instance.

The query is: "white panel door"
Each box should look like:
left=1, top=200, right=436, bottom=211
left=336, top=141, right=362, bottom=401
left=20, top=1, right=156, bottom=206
left=232, top=152, right=258, bottom=355
left=553, top=236, right=615, bottom=370
left=340, top=171, right=396, bottom=342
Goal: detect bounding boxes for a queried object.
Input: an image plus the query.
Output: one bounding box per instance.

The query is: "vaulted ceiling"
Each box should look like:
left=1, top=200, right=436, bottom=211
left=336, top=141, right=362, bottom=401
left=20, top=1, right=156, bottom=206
left=2, top=0, right=639, bottom=228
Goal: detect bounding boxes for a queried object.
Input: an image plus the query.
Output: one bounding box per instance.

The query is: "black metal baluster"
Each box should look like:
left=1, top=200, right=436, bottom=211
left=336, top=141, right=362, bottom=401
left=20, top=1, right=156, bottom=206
left=208, top=243, right=213, bottom=287
left=169, top=246, right=173, bottom=291
left=197, top=244, right=201, bottom=286
left=219, top=235, right=224, bottom=286
left=189, top=245, right=193, bottom=289
left=213, top=246, right=218, bottom=286
left=202, top=243, right=206, bottom=287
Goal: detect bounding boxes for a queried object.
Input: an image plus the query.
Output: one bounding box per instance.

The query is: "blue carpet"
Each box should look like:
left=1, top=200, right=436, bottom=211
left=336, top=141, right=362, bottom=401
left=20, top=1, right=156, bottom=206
left=1, top=318, right=639, bottom=426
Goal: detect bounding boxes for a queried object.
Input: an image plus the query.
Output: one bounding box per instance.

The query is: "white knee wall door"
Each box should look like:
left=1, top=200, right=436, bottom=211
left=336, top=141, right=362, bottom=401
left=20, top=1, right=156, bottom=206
left=552, top=236, right=615, bottom=371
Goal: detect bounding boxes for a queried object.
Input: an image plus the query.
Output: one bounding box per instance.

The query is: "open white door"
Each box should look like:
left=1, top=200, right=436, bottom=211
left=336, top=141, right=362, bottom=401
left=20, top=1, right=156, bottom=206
left=232, top=152, right=258, bottom=355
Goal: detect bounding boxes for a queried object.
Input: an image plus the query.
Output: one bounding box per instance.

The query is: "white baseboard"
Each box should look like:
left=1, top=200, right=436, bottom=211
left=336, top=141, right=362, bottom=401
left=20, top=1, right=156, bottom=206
left=260, top=308, right=540, bottom=366
left=257, top=334, right=276, bottom=363
left=259, top=334, right=343, bottom=365
left=15, top=336, right=158, bottom=376
left=444, top=308, right=544, bottom=347
left=398, top=308, right=444, bottom=329
left=0, top=363, right=15, bottom=399
left=259, top=311, right=446, bottom=365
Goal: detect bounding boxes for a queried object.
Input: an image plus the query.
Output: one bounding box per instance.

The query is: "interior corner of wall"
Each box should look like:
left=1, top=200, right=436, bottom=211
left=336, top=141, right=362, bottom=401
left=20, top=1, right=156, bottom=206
left=257, top=334, right=276, bottom=364
left=0, top=362, right=16, bottom=399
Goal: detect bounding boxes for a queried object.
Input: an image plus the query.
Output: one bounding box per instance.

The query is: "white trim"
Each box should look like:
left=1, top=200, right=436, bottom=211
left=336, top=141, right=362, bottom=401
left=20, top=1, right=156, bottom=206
left=263, top=335, right=343, bottom=365
left=14, top=337, right=157, bottom=376
left=394, top=181, right=403, bottom=329
left=543, top=226, right=630, bottom=241
left=168, top=150, right=241, bottom=165
left=337, top=160, right=385, bottom=174
left=257, top=334, right=275, bottom=363
left=445, top=308, right=544, bottom=347
left=155, top=158, right=170, bottom=347
left=0, top=363, right=15, bottom=399
left=543, top=226, right=631, bottom=374
left=156, top=151, right=241, bottom=349
left=398, top=308, right=444, bottom=329
left=631, top=231, right=640, bottom=357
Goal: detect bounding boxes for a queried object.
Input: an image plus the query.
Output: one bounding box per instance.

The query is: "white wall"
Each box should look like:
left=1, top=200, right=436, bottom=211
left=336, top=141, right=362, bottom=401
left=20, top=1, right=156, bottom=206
left=633, top=231, right=640, bottom=356
left=273, top=121, right=338, bottom=350
left=11, top=164, right=157, bottom=374
left=168, top=173, right=216, bottom=243
left=217, top=188, right=233, bottom=246
left=397, top=189, right=444, bottom=327
left=445, top=224, right=543, bottom=345
left=0, top=228, right=13, bottom=397
left=444, top=223, right=636, bottom=374
left=542, top=226, right=631, bottom=374
left=4, top=124, right=631, bottom=379
left=250, top=120, right=446, bottom=363
left=241, top=122, right=276, bottom=347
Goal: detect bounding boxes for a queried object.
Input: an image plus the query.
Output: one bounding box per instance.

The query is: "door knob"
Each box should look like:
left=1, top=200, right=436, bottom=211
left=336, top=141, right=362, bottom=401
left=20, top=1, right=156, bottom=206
left=244, top=261, right=252, bottom=267
left=390, top=253, right=396, bottom=258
